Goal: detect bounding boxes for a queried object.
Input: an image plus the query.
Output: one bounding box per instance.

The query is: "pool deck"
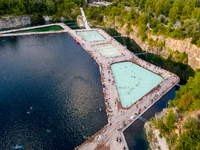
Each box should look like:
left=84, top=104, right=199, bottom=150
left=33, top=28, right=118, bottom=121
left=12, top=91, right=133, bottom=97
left=72, top=28, right=179, bottom=150
left=0, top=23, right=180, bottom=150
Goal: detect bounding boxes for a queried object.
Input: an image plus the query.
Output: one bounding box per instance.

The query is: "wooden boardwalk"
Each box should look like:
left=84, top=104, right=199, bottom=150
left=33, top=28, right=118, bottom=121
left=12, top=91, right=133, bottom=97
left=0, top=23, right=180, bottom=150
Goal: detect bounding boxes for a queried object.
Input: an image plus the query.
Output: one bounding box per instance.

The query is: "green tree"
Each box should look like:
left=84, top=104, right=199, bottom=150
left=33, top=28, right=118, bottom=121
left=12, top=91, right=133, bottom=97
left=46, top=0, right=56, bottom=15
left=181, top=0, right=196, bottom=21
left=155, top=0, right=164, bottom=18
left=170, top=28, right=186, bottom=39
left=169, top=7, right=179, bottom=23
left=165, top=109, right=176, bottom=131
left=169, top=0, right=184, bottom=22
left=14, top=6, right=20, bottom=15
left=182, top=19, right=199, bottom=34
left=156, top=119, right=169, bottom=135
left=145, top=0, right=153, bottom=14
left=189, top=72, right=200, bottom=99
left=183, top=116, right=197, bottom=130
left=178, top=92, right=196, bottom=110
left=138, top=23, right=147, bottom=41
left=162, top=0, right=173, bottom=17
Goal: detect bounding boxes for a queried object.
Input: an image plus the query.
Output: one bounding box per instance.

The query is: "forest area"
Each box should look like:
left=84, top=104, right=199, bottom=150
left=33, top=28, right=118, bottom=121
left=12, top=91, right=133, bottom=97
left=86, top=0, right=200, bottom=47
left=0, top=0, right=87, bottom=23
left=148, top=70, right=200, bottom=150
left=2, top=0, right=200, bottom=47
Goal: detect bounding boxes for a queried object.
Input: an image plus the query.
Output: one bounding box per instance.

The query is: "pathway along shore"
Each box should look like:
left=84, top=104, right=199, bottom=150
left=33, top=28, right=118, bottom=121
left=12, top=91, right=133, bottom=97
left=0, top=23, right=179, bottom=150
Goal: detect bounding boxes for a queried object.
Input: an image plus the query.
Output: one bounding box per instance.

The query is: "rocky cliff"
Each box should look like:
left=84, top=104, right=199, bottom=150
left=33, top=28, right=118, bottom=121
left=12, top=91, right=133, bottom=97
left=0, top=16, right=31, bottom=29
left=144, top=108, right=200, bottom=150
left=103, top=16, right=200, bottom=70
left=77, top=15, right=85, bottom=28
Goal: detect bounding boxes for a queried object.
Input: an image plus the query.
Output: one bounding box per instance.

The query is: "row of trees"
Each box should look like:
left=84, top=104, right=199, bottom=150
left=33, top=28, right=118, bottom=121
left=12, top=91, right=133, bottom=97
left=0, top=0, right=85, bottom=22
left=86, top=0, right=200, bottom=47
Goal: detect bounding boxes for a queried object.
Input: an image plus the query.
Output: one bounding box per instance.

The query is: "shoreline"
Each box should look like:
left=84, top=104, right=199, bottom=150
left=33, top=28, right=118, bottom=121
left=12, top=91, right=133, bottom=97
left=0, top=23, right=180, bottom=150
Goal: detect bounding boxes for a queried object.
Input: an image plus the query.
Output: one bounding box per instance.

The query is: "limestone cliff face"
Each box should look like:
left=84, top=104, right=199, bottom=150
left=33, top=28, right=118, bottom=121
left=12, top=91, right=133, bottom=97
left=0, top=16, right=31, bottom=29
left=77, top=15, right=84, bottom=28
left=103, top=16, right=200, bottom=70
left=43, top=16, right=52, bottom=22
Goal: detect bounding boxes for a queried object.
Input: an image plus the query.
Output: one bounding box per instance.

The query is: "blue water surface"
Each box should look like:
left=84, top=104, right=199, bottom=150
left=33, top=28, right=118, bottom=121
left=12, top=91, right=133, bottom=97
left=0, top=33, right=107, bottom=150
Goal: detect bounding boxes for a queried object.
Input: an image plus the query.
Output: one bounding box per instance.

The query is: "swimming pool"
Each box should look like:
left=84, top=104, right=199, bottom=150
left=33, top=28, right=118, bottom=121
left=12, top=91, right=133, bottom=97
left=111, top=62, right=163, bottom=108
left=76, top=30, right=105, bottom=41
left=92, top=43, right=121, bottom=57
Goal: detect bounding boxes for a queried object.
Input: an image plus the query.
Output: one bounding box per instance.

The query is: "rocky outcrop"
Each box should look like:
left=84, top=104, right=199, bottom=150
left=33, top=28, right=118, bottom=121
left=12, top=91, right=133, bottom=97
left=145, top=108, right=200, bottom=150
left=43, top=16, right=52, bottom=22
left=144, top=121, right=169, bottom=150
left=0, top=16, right=31, bottom=29
left=103, top=16, right=200, bottom=70
left=77, top=15, right=85, bottom=28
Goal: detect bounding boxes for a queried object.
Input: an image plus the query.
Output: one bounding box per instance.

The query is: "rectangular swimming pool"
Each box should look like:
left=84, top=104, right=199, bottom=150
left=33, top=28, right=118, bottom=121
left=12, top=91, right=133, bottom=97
left=77, top=30, right=105, bottom=41
left=92, top=44, right=121, bottom=57
left=111, top=62, right=163, bottom=108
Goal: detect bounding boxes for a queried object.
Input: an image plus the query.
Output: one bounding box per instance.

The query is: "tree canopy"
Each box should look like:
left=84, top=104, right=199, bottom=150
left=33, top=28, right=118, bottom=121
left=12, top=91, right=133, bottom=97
left=0, top=0, right=84, bottom=21
left=169, top=70, right=200, bottom=111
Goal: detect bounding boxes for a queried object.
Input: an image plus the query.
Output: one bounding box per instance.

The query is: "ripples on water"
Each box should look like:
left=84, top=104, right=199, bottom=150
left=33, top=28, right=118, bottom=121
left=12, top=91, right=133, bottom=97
left=0, top=33, right=107, bottom=149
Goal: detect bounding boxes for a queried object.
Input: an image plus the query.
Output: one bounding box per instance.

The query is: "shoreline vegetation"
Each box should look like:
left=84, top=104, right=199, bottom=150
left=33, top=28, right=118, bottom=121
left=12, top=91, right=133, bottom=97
left=0, top=0, right=86, bottom=24
left=145, top=70, right=200, bottom=150
left=1, top=0, right=200, bottom=149
left=85, top=0, right=200, bottom=48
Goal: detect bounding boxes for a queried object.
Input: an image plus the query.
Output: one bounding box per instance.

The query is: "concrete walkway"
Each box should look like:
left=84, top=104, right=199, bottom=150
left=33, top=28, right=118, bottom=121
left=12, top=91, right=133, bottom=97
left=80, top=7, right=91, bottom=29
left=71, top=28, right=179, bottom=150
left=0, top=23, right=179, bottom=150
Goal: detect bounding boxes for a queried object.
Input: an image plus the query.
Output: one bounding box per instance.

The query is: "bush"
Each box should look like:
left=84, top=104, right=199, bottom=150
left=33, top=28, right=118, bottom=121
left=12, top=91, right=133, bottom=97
left=191, top=31, right=200, bottom=45
left=170, top=28, right=186, bottom=40
left=147, top=38, right=154, bottom=46
left=138, top=23, right=147, bottom=35
left=149, top=18, right=160, bottom=29
left=178, top=92, right=196, bottom=111
left=97, top=15, right=103, bottom=22
left=141, top=33, right=147, bottom=41
left=159, top=133, right=163, bottom=138
left=31, top=13, right=45, bottom=25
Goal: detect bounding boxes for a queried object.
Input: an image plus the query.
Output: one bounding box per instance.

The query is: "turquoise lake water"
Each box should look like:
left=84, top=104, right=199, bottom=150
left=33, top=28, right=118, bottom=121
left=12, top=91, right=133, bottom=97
left=111, top=62, right=163, bottom=108
left=77, top=30, right=105, bottom=41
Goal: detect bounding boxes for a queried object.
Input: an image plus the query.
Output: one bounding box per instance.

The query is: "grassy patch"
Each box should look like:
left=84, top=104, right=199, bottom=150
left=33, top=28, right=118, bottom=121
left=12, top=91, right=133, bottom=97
left=8, top=25, right=63, bottom=34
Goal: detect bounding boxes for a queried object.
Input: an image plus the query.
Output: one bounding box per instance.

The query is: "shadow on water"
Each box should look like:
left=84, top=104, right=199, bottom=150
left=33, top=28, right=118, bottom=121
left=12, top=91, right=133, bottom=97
left=124, top=86, right=179, bottom=150
left=102, top=28, right=194, bottom=84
